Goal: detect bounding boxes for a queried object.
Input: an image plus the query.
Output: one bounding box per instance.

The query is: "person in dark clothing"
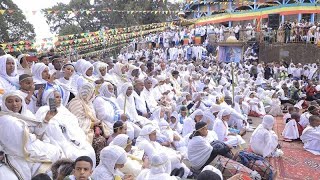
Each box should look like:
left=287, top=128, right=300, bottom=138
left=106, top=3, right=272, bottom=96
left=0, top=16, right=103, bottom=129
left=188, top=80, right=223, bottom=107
left=284, top=21, right=292, bottom=43
left=264, top=64, right=274, bottom=80
left=250, top=61, right=258, bottom=79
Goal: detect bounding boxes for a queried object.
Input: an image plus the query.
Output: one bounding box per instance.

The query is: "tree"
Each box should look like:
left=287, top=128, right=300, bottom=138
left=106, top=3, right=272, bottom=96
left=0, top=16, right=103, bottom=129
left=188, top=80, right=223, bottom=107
left=0, top=0, right=35, bottom=42
left=43, top=0, right=180, bottom=35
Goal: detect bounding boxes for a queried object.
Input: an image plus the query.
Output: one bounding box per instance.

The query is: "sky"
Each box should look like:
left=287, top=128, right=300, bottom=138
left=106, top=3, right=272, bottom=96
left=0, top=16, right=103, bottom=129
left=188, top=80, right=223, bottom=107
left=13, top=0, right=70, bottom=43
left=13, top=0, right=182, bottom=44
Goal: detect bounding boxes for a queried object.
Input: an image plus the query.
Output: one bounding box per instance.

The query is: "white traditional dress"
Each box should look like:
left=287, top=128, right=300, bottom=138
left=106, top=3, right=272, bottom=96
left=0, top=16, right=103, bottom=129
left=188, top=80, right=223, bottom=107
left=212, top=109, right=245, bottom=147
left=250, top=115, right=280, bottom=157
left=300, top=125, right=320, bottom=155
left=92, top=145, right=127, bottom=180
left=0, top=91, right=62, bottom=180
left=36, top=90, right=96, bottom=167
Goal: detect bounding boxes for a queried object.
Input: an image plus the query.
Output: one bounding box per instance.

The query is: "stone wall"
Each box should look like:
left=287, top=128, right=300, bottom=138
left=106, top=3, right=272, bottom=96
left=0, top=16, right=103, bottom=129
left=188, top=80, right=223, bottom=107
left=259, top=43, right=320, bottom=64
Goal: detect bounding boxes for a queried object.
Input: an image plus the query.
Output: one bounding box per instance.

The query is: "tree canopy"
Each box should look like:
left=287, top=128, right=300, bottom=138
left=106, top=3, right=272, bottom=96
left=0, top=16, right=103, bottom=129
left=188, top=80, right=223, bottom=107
left=0, top=0, right=35, bottom=42
left=43, top=0, right=180, bottom=36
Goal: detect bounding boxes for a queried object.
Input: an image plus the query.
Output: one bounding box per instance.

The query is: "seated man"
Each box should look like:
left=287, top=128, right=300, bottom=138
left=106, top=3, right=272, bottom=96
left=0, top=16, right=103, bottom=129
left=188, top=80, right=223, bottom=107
left=300, top=115, right=320, bottom=155
left=282, top=113, right=303, bottom=142
left=250, top=115, right=283, bottom=157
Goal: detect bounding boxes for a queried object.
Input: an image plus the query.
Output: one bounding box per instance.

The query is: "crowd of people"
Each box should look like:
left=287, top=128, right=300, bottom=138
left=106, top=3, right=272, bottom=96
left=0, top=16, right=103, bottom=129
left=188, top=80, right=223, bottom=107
left=0, top=28, right=320, bottom=180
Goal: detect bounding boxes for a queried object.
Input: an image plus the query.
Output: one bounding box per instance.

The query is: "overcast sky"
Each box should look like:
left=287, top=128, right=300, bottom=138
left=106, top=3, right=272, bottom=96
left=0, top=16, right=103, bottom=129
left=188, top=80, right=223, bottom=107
left=13, top=0, right=70, bottom=42
left=13, top=0, right=182, bottom=43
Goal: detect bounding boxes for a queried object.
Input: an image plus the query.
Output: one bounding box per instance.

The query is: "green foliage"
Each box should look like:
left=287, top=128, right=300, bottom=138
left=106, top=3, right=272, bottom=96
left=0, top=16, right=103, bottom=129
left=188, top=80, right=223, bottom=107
left=0, top=0, right=35, bottom=42
left=43, top=0, right=180, bottom=35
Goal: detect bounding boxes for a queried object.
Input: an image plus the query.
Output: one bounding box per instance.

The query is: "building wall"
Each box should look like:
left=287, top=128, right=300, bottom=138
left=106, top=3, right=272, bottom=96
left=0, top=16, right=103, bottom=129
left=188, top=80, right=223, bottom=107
left=259, top=43, right=320, bottom=64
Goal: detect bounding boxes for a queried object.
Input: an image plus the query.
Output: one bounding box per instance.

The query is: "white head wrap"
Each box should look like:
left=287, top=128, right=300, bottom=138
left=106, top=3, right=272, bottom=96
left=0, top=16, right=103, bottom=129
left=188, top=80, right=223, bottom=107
left=0, top=55, right=19, bottom=87
left=98, top=82, right=115, bottom=98
left=262, top=115, right=274, bottom=130
left=150, top=153, right=172, bottom=174
left=99, top=145, right=127, bottom=175
left=78, top=83, right=95, bottom=102
left=210, top=104, right=221, bottom=113
left=31, top=62, right=48, bottom=84
left=217, top=109, right=231, bottom=120
left=110, top=134, right=130, bottom=149
left=202, top=165, right=223, bottom=180
left=1, top=90, right=27, bottom=115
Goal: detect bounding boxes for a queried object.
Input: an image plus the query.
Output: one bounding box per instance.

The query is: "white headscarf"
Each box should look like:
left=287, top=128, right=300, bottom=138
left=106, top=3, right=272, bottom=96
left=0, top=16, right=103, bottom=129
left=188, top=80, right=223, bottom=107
left=136, top=124, right=157, bottom=143
left=0, top=54, right=19, bottom=87
left=217, top=109, right=231, bottom=120
left=93, top=145, right=127, bottom=179
left=189, top=109, right=204, bottom=121
left=202, top=165, right=223, bottom=180
left=262, top=115, right=275, bottom=130
left=1, top=90, right=36, bottom=121
left=79, top=61, right=94, bottom=79
left=150, top=153, right=171, bottom=174
left=1, top=91, right=28, bottom=115
left=74, top=59, right=86, bottom=74
left=210, top=104, right=221, bottom=114
left=98, top=82, right=115, bottom=98
left=110, top=134, right=130, bottom=149
left=93, top=61, right=108, bottom=77
left=113, top=63, right=125, bottom=76
left=31, top=62, right=48, bottom=84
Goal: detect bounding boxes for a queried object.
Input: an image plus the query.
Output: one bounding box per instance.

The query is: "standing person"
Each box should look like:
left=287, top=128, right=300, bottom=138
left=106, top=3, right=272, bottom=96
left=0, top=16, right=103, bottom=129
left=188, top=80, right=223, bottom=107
left=250, top=61, right=258, bottom=79
left=284, top=21, right=292, bottom=43
left=234, top=24, right=241, bottom=40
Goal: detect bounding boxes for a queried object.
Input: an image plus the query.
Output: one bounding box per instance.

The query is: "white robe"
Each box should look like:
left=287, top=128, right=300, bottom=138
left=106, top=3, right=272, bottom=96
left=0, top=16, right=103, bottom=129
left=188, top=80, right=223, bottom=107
left=212, top=118, right=245, bottom=146
left=93, top=96, right=122, bottom=124
left=136, top=137, right=190, bottom=178
left=0, top=115, right=62, bottom=180
left=35, top=106, right=96, bottom=167
left=300, top=126, right=320, bottom=155
left=18, top=90, right=37, bottom=114
left=282, top=119, right=300, bottom=140
left=250, top=124, right=278, bottom=157
left=187, top=136, right=213, bottom=170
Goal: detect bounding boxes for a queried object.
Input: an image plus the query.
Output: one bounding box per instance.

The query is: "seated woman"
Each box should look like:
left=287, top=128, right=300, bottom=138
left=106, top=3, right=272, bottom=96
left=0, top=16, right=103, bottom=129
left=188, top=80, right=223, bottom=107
left=111, top=134, right=148, bottom=178
left=31, top=62, right=64, bottom=108
left=93, top=61, right=114, bottom=85
left=188, top=122, right=231, bottom=171
left=0, top=55, right=19, bottom=103
left=169, top=112, right=183, bottom=135
left=152, top=108, right=187, bottom=155
left=182, top=109, right=204, bottom=137
left=106, top=121, right=127, bottom=146
left=0, top=149, right=19, bottom=180
left=111, top=62, right=129, bottom=88
left=117, top=82, right=149, bottom=138
left=0, top=91, right=62, bottom=180
left=137, top=153, right=179, bottom=180
left=92, top=145, right=128, bottom=180
left=93, top=82, right=124, bottom=124
left=250, top=115, right=283, bottom=157
left=36, top=89, right=96, bottom=166
left=282, top=113, right=303, bottom=141
left=268, top=91, right=283, bottom=117
left=55, top=63, right=77, bottom=106
left=68, top=83, right=110, bottom=143
left=301, top=115, right=320, bottom=155
left=213, top=109, right=246, bottom=147
left=246, top=91, right=266, bottom=117
left=136, top=124, right=192, bottom=179
left=76, top=60, right=102, bottom=90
